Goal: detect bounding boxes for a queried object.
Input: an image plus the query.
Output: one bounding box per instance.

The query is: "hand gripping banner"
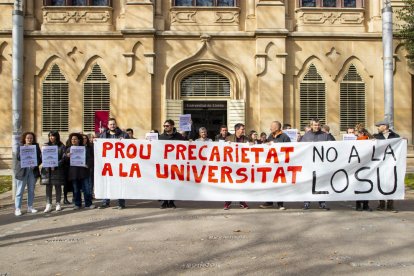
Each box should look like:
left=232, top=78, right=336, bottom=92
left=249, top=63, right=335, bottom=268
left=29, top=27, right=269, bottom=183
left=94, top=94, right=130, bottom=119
left=94, top=138, right=406, bottom=201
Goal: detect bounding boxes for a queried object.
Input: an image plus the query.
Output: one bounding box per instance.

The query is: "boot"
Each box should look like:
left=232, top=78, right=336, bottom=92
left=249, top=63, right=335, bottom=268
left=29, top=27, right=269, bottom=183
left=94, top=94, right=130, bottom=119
left=355, top=201, right=363, bottom=211
left=376, top=200, right=385, bottom=211
left=362, top=201, right=372, bottom=212
left=386, top=200, right=397, bottom=212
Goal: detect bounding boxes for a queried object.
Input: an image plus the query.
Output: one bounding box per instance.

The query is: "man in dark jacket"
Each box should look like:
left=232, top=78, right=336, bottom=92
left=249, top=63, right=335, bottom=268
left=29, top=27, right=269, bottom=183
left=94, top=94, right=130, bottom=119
left=215, top=125, right=231, bottom=141
left=374, top=120, right=400, bottom=212
left=260, top=121, right=291, bottom=210
left=300, top=118, right=335, bottom=210
left=158, top=119, right=185, bottom=208
left=98, top=118, right=130, bottom=209
left=224, top=123, right=249, bottom=210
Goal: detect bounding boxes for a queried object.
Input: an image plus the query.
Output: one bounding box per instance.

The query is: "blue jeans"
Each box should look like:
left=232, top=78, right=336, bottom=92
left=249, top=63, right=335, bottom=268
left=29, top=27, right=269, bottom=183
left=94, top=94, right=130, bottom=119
left=72, top=178, right=92, bottom=207
left=15, top=170, right=36, bottom=209
left=102, top=198, right=125, bottom=207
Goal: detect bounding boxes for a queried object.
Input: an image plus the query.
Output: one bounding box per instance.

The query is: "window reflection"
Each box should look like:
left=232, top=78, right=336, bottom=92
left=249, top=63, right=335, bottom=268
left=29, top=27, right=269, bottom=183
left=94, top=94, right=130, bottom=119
left=322, top=0, right=336, bottom=7
left=301, top=0, right=316, bottom=7
left=196, top=0, right=213, bottom=6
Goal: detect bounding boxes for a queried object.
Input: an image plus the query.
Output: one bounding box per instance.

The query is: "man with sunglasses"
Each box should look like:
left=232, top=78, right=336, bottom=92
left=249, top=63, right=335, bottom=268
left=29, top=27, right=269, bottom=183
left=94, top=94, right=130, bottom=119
left=158, top=119, right=185, bottom=209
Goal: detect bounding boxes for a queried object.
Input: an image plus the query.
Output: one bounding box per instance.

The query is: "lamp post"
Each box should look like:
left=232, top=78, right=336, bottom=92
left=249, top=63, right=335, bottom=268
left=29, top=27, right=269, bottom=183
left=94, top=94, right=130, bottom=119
left=12, top=0, right=24, bottom=199
left=382, top=0, right=394, bottom=129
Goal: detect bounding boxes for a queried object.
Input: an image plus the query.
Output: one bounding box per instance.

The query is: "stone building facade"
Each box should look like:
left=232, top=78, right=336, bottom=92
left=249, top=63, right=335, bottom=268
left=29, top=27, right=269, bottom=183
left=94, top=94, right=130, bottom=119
left=0, top=0, right=412, bottom=166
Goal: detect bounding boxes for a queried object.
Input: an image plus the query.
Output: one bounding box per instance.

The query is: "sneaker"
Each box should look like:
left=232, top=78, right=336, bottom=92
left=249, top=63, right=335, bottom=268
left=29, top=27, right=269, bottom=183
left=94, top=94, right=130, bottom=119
left=27, top=207, right=38, bottom=213
left=240, top=202, right=249, bottom=209
left=224, top=202, right=231, bottom=210
left=15, top=208, right=22, bottom=216
left=73, top=205, right=80, bottom=210
left=116, top=205, right=125, bottom=210
left=44, top=204, right=52, bottom=213
left=98, top=204, right=109, bottom=209
left=259, top=203, right=273, bottom=209
left=376, top=205, right=385, bottom=211
left=169, top=202, right=176, bottom=209
left=319, top=203, right=330, bottom=211
left=303, top=202, right=310, bottom=210
left=278, top=206, right=286, bottom=210
left=88, top=204, right=96, bottom=209
left=55, top=203, right=62, bottom=212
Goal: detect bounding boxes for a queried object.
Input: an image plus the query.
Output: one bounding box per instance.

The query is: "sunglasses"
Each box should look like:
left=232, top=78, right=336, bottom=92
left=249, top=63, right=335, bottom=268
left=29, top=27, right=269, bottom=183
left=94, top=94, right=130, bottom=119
left=163, top=125, right=172, bottom=127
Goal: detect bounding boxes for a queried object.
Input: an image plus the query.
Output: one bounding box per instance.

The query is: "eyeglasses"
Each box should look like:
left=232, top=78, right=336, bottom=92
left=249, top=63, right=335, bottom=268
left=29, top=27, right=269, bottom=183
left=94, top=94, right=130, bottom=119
left=163, top=125, right=171, bottom=127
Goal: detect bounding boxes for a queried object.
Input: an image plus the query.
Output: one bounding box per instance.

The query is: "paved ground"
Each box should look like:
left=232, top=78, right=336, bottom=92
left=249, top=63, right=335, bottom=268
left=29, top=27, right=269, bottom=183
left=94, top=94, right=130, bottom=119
left=1, top=184, right=414, bottom=276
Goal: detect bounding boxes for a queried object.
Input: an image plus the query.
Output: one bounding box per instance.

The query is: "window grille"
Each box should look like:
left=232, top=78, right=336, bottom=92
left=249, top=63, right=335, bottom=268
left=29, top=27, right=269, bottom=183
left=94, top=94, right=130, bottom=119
left=42, top=64, right=69, bottom=132
left=300, top=64, right=326, bottom=130
left=340, top=64, right=365, bottom=131
left=180, top=71, right=230, bottom=98
left=83, top=64, right=110, bottom=132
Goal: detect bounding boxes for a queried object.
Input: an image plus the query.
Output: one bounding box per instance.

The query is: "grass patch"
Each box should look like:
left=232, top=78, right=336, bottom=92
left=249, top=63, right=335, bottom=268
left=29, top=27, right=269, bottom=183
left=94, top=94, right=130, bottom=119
left=0, top=175, right=12, bottom=194
left=405, top=173, right=414, bottom=189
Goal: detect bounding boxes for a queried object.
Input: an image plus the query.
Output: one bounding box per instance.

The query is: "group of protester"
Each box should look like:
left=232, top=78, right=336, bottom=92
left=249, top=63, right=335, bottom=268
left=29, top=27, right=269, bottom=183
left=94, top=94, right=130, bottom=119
left=14, top=117, right=400, bottom=216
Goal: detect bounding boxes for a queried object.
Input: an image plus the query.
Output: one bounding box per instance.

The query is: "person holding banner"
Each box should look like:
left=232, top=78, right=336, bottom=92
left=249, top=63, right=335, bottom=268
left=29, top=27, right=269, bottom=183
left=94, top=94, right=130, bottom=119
left=65, top=133, right=94, bottom=210
left=14, top=132, right=42, bottom=216
left=260, top=121, right=291, bottom=210
left=215, top=125, right=231, bottom=141
left=374, top=120, right=400, bottom=212
left=159, top=119, right=186, bottom=209
left=355, top=128, right=373, bottom=211
left=224, top=123, right=249, bottom=210
left=300, top=119, right=335, bottom=210
left=98, top=118, right=130, bottom=209
left=42, top=131, right=66, bottom=213
left=195, top=127, right=212, bottom=142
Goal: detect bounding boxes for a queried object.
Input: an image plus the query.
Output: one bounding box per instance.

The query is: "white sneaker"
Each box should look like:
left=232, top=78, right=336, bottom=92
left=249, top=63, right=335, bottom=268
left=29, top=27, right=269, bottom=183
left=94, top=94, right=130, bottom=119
left=27, top=207, right=38, bottom=213
left=15, top=208, right=22, bottom=216
left=88, top=204, right=96, bottom=209
left=44, top=204, right=52, bottom=213
left=55, top=203, right=62, bottom=211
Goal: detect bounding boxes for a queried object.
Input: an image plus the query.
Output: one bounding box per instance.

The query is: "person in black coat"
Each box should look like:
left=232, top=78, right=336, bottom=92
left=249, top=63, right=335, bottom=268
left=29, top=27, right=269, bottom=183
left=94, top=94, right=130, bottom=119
left=98, top=118, right=130, bottom=209
left=373, top=120, right=400, bottom=212
left=158, top=119, right=185, bottom=209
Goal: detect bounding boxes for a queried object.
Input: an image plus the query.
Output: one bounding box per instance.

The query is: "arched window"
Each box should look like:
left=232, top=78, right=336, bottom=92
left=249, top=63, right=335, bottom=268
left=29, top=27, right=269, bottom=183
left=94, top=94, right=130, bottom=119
left=340, top=64, right=365, bottom=131
left=83, top=64, right=110, bottom=132
left=42, top=64, right=69, bottom=132
left=300, top=64, right=326, bottom=130
left=180, top=71, right=230, bottom=98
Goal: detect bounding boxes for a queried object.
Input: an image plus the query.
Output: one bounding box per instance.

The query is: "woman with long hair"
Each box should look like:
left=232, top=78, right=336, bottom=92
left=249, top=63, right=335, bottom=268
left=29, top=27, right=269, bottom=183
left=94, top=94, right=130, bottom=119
left=42, top=131, right=66, bottom=213
left=65, top=133, right=94, bottom=210
left=14, top=132, right=42, bottom=216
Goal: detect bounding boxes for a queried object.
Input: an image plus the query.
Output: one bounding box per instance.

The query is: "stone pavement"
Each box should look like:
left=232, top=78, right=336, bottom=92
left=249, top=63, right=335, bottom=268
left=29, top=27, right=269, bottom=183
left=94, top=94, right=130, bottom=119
left=0, top=184, right=414, bottom=275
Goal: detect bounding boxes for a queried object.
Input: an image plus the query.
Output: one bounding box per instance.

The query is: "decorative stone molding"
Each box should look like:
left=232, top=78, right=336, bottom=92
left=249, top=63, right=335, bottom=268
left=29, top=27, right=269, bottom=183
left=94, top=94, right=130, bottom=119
left=0, top=41, right=7, bottom=74
left=326, top=47, right=341, bottom=62
left=170, top=7, right=240, bottom=31
left=123, top=52, right=136, bottom=76
left=255, top=53, right=267, bottom=76
left=171, top=11, right=197, bottom=24
left=42, top=7, right=113, bottom=31
left=215, top=12, right=239, bottom=24
left=296, top=9, right=365, bottom=32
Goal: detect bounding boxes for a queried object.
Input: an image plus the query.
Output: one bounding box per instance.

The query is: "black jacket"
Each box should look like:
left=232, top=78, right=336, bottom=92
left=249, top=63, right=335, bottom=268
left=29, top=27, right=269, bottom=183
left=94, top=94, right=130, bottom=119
left=159, top=128, right=185, bottom=141
left=267, top=132, right=291, bottom=143
left=373, top=129, right=400, bottom=140
left=99, top=127, right=130, bottom=139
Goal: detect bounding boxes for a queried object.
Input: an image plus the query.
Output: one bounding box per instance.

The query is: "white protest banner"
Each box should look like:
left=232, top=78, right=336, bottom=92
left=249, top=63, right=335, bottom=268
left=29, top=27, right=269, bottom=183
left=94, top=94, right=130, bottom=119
left=343, top=134, right=357, bottom=141
left=145, top=133, right=158, bottom=141
left=284, top=129, right=298, bottom=142
left=70, top=146, right=86, bottom=167
left=20, top=145, right=37, bottom=168
left=94, top=138, right=406, bottom=201
left=42, top=145, right=58, bottom=168
left=179, top=114, right=191, bottom=131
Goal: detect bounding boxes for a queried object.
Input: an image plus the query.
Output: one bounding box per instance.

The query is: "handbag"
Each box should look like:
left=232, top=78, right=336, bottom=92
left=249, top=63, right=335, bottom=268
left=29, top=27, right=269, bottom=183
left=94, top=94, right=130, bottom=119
left=40, top=167, right=50, bottom=185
